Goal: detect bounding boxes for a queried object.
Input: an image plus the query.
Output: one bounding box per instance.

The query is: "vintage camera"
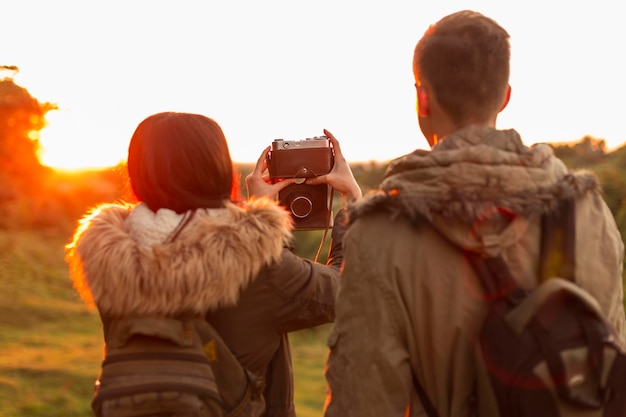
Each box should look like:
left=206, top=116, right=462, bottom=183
left=267, top=136, right=335, bottom=230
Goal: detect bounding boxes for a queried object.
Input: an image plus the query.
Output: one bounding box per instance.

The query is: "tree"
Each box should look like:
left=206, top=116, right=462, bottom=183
left=551, top=135, right=608, bottom=168
left=0, top=66, right=57, bottom=227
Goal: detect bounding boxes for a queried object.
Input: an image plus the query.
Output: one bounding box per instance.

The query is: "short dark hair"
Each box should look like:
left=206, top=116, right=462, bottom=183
left=413, top=10, right=510, bottom=125
left=127, top=112, right=240, bottom=213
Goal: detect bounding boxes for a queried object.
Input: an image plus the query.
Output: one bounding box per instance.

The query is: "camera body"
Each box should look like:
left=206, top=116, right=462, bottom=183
left=267, top=136, right=334, bottom=230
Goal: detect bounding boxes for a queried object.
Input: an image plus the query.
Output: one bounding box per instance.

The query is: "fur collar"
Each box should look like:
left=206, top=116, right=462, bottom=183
left=349, top=126, right=599, bottom=226
left=66, top=199, right=293, bottom=318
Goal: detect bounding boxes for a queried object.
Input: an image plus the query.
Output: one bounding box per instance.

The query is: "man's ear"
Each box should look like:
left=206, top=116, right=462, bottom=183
left=499, top=84, right=512, bottom=112
left=416, top=84, right=430, bottom=118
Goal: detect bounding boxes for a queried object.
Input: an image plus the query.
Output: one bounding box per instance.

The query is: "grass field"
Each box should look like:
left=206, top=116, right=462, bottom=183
left=0, top=230, right=330, bottom=417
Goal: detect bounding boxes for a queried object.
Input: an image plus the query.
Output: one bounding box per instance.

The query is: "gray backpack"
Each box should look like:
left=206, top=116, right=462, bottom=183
left=92, top=315, right=265, bottom=417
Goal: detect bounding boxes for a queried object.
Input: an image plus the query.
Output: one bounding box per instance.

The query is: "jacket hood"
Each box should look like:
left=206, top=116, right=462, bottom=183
left=349, top=126, right=599, bottom=252
left=66, top=198, right=293, bottom=318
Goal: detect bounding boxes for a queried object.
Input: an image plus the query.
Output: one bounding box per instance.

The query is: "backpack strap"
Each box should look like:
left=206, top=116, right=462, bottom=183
left=466, top=197, right=576, bottom=302
left=465, top=253, right=526, bottom=305
left=539, top=197, right=576, bottom=283
left=191, top=318, right=266, bottom=415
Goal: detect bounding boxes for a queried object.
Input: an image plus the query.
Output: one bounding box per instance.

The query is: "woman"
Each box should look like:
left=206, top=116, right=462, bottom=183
left=66, top=112, right=362, bottom=417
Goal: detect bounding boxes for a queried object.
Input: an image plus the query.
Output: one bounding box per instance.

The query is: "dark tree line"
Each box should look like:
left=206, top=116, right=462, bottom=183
left=0, top=68, right=57, bottom=227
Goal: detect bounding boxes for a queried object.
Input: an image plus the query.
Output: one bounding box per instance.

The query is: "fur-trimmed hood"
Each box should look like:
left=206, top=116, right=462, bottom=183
left=66, top=198, right=293, bottom=318
left=349, top=126, right=599, bottom=251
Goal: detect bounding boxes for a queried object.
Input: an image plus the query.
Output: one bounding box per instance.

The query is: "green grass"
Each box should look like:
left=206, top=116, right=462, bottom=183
left=0, top=230, right=102, bottom=417
left=290, top=325, right=332, bottom=417
left=0, top=230, right=330, bottom=417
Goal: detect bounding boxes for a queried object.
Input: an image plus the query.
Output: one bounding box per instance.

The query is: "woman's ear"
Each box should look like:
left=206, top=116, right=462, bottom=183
left=499, top=84, right=512, bottom=112
left=416, top=83, right=430, bottom=118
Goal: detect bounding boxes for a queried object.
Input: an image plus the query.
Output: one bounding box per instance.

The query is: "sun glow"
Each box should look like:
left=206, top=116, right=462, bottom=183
left=39, top=109, right=127, bottom=171
left=8, top=2, right=626, bottom=173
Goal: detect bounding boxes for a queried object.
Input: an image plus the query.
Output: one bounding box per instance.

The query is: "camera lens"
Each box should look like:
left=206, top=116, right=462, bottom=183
left=290, top=196, right=313, bottom=218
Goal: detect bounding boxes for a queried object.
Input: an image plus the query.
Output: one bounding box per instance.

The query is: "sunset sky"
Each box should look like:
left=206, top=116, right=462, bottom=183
left=5, top=1, right=626, bottom=170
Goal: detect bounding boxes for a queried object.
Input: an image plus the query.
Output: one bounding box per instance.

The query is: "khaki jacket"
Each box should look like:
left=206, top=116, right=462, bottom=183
left=324, top=126, right=626, bottom=417
left=66, top=198, right=345, bottom=417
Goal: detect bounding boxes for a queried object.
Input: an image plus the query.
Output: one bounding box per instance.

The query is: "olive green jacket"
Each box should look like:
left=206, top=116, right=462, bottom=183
left=324, top=126, right=626, bottom=417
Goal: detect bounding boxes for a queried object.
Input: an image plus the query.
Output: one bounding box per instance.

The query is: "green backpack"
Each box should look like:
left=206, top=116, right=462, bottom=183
left=92, top=315, right=265, bottom=417
left=415, top=198, right=626, bottom=417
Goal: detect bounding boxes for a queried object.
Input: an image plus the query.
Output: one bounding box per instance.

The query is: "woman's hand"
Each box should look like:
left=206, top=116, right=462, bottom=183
left=245, top=146, right=296, bottom=200
left=305, top=129, right=362, bottom=202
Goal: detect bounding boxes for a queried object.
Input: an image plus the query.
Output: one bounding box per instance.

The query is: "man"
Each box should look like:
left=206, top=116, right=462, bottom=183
left=324, top=10, right=625, bottom=417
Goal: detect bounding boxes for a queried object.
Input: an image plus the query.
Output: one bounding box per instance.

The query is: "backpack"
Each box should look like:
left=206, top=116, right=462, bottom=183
left=415, top=198, right=626, bottom=417
left=91, top=315, right=265, bottom=417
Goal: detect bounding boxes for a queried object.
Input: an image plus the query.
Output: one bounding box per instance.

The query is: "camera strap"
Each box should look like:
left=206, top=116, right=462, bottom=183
left=313, top=189, right=334, bottom=263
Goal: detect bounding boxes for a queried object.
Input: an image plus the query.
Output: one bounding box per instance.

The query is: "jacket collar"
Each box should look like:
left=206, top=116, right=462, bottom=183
left=348, top=126, right=598, bottom=248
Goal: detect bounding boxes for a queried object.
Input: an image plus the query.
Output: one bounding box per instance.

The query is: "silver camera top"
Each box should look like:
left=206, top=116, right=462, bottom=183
left=271, top=136, right=330, bottom=151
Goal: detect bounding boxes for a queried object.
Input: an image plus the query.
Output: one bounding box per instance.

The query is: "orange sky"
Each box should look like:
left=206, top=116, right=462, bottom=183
left=5, top=1, right=626, bottom=170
